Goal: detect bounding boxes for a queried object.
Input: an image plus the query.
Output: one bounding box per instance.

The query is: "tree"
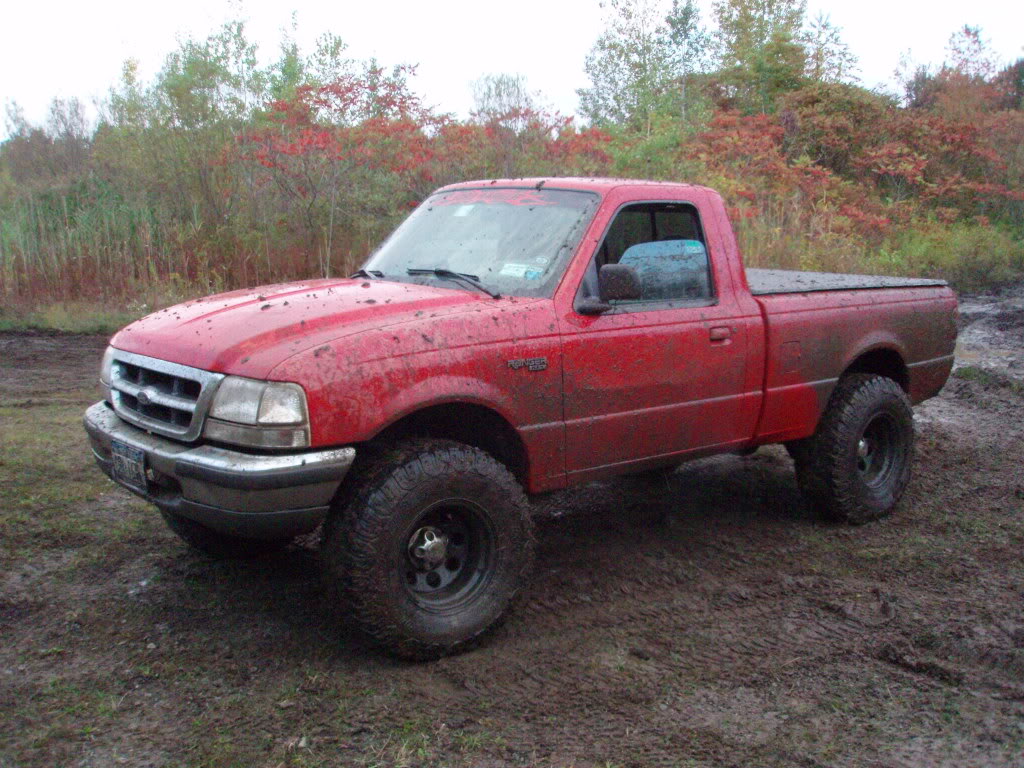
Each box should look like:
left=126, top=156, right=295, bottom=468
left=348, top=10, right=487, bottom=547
left=946, top=25, right=999, bottom=80
left=1, top=102, right=46, bottom=186
left=471, top=73, right=537, bottom=125
left=934, top=26, right=1005, bottom=119
left=996, top=58, right=1024, bottom=110
left=0, top=98, right=91, bottom=189
left=897, top=26, right=1007, bottom=118
left=236, top=63, right=437, bottom=273
left=665, top=0, right=714, bottom=122
left=713, top=0, right=805, bottom=66
left=710, top=0, right=808, bottom=113
left=577, top=0, right=708, bottom=132
left=803, top=13, right=858, bottom=84
left=470, top=74, right=542, bottom=176
left=666, top=0, right=713, bottom=75
left=895, top=52, right=939, bottom=109
left=267, top=24, right=355, bottom=103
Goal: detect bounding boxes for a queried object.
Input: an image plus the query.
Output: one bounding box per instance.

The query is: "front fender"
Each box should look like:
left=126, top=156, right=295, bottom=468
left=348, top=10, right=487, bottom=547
left=269, top=322, right=563, bottom=449
left=360, top=374, right=523, bottom=442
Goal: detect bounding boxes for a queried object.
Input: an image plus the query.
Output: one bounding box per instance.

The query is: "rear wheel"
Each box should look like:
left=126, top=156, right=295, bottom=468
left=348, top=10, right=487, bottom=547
left=320, top=439, right=534, bottom=659
left=791, top=374, right=914, bottom=524
left=159, top=511, right=291, bottom=558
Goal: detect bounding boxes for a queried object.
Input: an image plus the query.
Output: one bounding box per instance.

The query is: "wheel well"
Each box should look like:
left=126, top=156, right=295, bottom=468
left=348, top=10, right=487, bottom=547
left=373, top=403, right=529, bottom=483
left=843, top=348, right=909, bottom=392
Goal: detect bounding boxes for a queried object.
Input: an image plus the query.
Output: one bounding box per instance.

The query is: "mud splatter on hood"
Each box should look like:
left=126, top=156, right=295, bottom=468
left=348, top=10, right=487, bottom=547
left=110, top=278, right=515, bottom=379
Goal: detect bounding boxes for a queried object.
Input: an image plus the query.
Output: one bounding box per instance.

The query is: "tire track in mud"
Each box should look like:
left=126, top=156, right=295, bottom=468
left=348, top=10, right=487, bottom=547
left=403, top=373, right=1023, bottom=765
left=422, top=582, right=1012, bottom=766
left=403, top=504, right=894, bottom=766
left=3, top=295, right=1024, bottom=768
left=417, top=594, right=874, bottom=765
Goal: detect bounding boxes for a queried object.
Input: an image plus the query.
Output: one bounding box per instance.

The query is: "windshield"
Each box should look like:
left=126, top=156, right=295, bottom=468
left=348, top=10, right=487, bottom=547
left=362, top=188, right=599, bottom=298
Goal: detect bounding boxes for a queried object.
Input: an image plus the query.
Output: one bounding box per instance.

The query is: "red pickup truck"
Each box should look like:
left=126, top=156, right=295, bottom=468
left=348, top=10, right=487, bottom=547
left=85, top=178, right=957, bottom=658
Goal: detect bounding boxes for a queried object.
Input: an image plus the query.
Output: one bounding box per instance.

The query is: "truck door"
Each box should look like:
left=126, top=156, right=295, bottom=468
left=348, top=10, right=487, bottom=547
left=558, top=201, right=761, bottom=481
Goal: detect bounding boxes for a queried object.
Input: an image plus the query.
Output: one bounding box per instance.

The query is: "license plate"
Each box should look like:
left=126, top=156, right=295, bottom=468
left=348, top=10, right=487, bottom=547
left=110, top=440, right=148, bottom=494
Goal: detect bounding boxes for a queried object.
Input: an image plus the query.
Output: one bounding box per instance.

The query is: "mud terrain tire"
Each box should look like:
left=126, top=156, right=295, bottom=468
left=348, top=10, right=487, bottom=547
left=320, top=439, right=535, bottom=660
left=159, top=511, right=291, bottom=558
left=791, top=374, right=914, bottom=524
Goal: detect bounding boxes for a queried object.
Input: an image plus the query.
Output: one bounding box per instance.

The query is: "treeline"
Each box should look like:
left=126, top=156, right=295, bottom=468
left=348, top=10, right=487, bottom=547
left=2, top=0, right=1023, bottom=321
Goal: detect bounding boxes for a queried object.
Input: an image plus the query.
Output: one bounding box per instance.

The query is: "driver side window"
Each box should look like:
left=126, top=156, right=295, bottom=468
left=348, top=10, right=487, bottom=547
left=580, top=202, right=714, bottom=306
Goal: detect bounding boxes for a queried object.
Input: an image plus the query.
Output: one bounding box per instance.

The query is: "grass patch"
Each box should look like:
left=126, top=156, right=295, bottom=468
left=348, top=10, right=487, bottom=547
left=0, top=396, right=116, bottom=555
left=0, top=301, right=145, bottom=334
left=953, top=365, right=1024, bottom=395
left=878, top=220, right=1024, bottom=292
left=7, top=676, right=130, bottom=766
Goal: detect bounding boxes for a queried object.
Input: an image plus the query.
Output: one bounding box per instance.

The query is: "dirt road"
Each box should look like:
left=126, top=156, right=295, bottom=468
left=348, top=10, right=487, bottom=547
left=1, top=286, right=1022, bottom=767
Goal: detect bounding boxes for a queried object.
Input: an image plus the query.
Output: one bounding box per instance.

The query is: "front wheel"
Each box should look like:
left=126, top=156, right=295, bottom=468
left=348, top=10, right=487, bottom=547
left=320, top=439, right=535, bottom=659
left=791, top=374, right=914, bottom=524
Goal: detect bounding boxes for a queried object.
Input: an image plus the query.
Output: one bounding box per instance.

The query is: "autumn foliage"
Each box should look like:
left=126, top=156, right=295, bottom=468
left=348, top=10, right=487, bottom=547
left=680, top=83, right=1024, bottom=280
left=1, top=14, right=1022, bottom=323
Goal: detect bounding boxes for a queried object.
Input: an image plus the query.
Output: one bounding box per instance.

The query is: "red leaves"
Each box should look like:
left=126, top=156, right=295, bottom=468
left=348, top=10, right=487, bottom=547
left=856, top=143, right=929, bottom=186
left=233, top=67, right=444, bottom=202
left=693, top=81, right=1022, bottom=241
left=223, top=71, right=1018, bottom=285
left=837, top=205, right=891, bottom=231
left=235, top=75, right=615, bottom=206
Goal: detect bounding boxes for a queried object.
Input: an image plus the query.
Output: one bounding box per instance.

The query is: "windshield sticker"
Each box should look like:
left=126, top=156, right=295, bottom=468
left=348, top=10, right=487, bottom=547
left=500, top=263, right=530, bottom=277
left=433, top=189, right=558, bottom=207
left=499, top=263, right=544, bottom=279
left=453, top=205, right=474, bottom=217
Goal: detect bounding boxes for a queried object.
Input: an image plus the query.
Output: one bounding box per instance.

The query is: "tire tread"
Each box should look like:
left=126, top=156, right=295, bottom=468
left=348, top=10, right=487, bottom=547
left=320, top=438, right=534, bottom=660
left=792, top=374, right=914, bottom=524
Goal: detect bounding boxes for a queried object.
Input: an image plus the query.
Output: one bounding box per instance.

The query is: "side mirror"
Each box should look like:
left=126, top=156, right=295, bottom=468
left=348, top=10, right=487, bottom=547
left=575, top=263, right=644, bottom=315
left=599, top=263, right=642, bottom=301
left=577, top=297, right=611, bottom=315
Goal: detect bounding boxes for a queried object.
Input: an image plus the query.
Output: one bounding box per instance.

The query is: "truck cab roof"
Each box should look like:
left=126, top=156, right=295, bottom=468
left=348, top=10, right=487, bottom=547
left=436, top=177, right=718, bottom=197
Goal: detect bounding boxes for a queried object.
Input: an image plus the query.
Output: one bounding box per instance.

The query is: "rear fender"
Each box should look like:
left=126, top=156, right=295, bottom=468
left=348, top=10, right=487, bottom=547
left=840, top=334, right=909, bottom=383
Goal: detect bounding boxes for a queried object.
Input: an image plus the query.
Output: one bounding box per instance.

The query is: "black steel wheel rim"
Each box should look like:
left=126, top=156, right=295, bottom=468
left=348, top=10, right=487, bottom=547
left=401, top=499, right=495, bottom=611
left=856, top=413, right=903, bottom=488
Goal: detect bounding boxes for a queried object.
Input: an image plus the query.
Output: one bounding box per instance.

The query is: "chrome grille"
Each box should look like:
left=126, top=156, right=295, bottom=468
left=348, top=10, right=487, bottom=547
left=108, top=350, right=224, bottom=441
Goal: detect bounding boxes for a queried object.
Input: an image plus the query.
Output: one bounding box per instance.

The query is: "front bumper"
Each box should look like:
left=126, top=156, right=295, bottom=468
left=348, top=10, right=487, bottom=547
left=84, top=401, right=355, bottom=539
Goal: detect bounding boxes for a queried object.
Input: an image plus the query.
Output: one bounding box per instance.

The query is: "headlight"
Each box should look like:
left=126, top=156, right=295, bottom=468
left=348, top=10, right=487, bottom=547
left=204, top=376, right=310, bottom=449
left=100, top=346, right=114, bottom=386
left=100, top=346, right=115, bottom=404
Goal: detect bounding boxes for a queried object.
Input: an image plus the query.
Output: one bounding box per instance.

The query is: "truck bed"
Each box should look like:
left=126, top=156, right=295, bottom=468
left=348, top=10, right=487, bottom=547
left=746, top=269, right=946, bottom=296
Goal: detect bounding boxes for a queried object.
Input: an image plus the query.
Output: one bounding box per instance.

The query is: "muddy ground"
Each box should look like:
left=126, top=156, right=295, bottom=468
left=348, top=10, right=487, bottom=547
left=1, top=286, right=1022, bottom=768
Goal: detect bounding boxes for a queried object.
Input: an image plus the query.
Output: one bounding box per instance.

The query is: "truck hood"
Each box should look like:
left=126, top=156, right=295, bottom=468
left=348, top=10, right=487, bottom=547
left=110, top=278, right=513, bottom=379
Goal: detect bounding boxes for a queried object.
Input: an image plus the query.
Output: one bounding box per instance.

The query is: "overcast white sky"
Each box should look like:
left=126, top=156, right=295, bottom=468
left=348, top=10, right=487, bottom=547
left=1, top=0, right=1022, bottom=138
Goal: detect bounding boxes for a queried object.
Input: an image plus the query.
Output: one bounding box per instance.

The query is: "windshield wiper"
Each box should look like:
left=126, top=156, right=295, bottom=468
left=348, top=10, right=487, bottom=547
left=406, top=268, right=501, bottom=299
left=350, top=268, right=384, bottom=279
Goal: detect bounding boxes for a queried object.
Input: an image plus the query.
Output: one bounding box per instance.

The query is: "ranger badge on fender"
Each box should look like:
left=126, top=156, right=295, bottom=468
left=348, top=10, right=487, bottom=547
left=507, top=357, right=548, bottom=372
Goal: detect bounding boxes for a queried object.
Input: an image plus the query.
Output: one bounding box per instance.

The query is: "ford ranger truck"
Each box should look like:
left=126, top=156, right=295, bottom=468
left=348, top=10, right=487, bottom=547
left=84, top=178, right=958, bottom=658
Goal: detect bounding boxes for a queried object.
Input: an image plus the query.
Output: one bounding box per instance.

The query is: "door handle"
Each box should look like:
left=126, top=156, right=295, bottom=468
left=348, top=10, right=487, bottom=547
left=709, top=326, right=732, bottom=343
